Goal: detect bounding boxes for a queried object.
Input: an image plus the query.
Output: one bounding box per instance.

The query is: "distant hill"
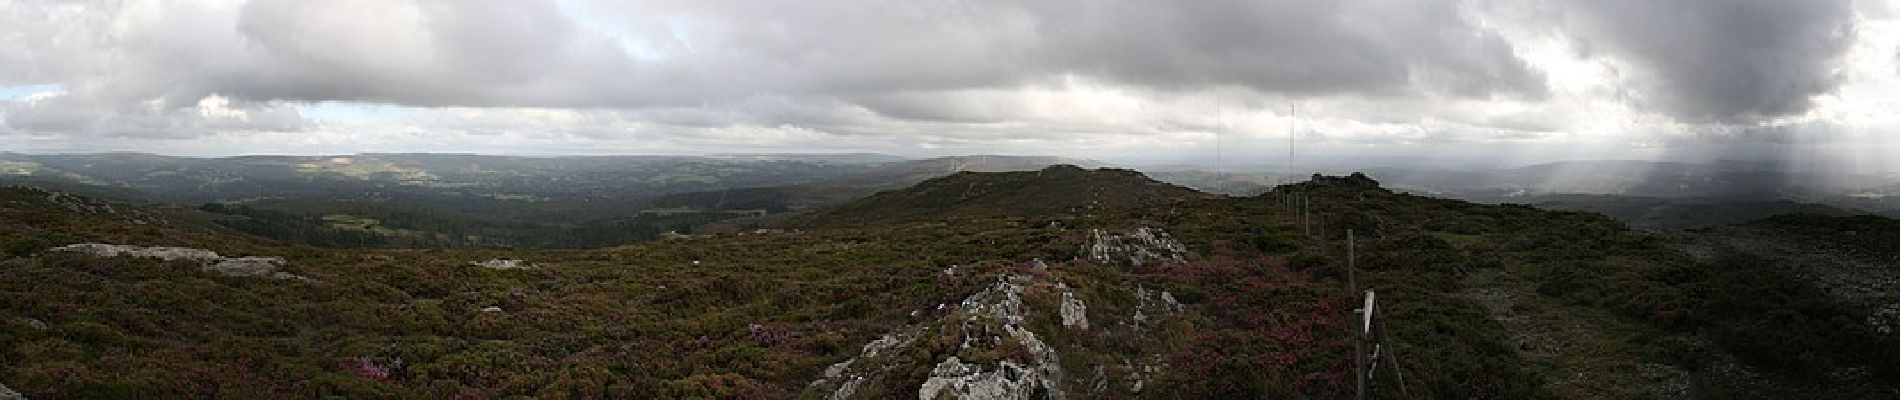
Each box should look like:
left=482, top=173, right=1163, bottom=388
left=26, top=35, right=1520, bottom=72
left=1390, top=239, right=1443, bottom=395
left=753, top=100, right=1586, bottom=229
left=814, top=155, right=1101, bottom=189
left=807, top=164, right=1207, bottom=225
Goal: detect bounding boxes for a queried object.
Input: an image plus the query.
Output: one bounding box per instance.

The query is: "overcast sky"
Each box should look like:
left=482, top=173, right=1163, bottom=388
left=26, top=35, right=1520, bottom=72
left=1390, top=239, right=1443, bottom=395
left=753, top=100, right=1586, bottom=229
left=3, top=0, right=1900, bottom=172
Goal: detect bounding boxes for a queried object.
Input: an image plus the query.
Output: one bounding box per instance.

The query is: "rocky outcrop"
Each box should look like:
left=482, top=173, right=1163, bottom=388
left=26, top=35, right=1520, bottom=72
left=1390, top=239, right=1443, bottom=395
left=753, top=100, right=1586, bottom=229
left=913, top=276, right=1066, bottom=400
left=812, top=325, right=923, bottom=399
left=812, top=276, right=1067, bottom=400
left=919, top=357, right=1046, bottom=400
left=52, top=243, right=220, bottom=261
left=1131, top=286, right=1183, bottom=328
left=1085, top=228, right=1186, bottom=267
left=470, top=258, right=531, bottom=269
left=813, top=263, right=1188, bottom=398
left=50, top=243, right=310, bottom=281
left=0, top=381, right=23, bottom=400
left=1058, top=283, right=1088, bottom=330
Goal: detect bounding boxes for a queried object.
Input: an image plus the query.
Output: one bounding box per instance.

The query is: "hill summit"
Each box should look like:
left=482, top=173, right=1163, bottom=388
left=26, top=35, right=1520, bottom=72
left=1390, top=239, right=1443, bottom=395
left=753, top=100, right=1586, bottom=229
left=809, top=164, right=1207, bottom=225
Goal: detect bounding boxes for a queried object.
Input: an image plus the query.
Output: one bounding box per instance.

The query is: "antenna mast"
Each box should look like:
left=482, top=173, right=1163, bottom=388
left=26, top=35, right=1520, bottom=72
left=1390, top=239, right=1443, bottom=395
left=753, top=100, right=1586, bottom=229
left=1216, top=94, right=1226, bottom=189
left=1288, top=102, right=1297, bottom=178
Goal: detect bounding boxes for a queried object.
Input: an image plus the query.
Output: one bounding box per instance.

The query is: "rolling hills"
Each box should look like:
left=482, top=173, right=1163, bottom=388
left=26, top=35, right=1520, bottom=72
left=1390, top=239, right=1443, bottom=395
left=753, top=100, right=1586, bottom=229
left=1, top=167, right=1896, bottom=398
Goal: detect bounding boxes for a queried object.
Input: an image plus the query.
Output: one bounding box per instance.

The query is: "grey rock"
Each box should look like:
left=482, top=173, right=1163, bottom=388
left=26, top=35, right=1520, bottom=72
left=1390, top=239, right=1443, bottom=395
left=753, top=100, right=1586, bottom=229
left=919, top=357, right=1046, bottom=400
left=813, top=276, right=1065, bottom=400
left=208, top=257, right=287, bottom=277
left=0, top=382, right=22, bottom=400
left=470, top=258, right=531, bottom=270
left=51, top=243, right=220, bottom=261
left=50, top=243, right=308, bottom=281
left=1058, top=283, right=1088, bottom=330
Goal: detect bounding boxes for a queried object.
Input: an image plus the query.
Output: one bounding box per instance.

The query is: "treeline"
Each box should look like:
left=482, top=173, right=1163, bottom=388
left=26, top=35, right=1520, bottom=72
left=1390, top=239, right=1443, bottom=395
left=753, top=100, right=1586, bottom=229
left=199, top=203, right=391, bottom=247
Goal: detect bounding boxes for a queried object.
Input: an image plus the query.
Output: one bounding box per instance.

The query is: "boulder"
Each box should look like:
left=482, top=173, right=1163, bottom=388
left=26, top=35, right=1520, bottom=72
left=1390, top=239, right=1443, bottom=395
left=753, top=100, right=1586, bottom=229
left=49, top=243, right=307, bottom=281
left=207, top=257, right=288, bottom=277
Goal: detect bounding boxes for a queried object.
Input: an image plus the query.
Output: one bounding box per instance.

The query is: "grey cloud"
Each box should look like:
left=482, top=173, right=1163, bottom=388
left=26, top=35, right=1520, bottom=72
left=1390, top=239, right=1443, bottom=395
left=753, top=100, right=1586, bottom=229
left=1029, top=0, right=1544, bottom=98
left=0, top=0, right=1873, bottom=150
left=1558, top=0, right=1857, bottom=123
left=0, top=0, right=115, bottom=85
left=4, top=94, right=306, bottom=138
left=228, top=0, right=652, bottom=107
left=15, top=0, right=1549, bottom=111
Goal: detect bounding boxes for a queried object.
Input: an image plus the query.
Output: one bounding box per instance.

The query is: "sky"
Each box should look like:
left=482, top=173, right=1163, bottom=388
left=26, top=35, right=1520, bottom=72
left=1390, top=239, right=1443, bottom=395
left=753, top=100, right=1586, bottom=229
left=3, top=0, right=1900, bottom=173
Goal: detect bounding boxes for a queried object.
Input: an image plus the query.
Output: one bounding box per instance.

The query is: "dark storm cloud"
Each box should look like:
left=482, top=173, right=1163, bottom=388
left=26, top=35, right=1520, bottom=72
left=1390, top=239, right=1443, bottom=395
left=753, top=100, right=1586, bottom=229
left=1558, top=0, right=1858, bottom=123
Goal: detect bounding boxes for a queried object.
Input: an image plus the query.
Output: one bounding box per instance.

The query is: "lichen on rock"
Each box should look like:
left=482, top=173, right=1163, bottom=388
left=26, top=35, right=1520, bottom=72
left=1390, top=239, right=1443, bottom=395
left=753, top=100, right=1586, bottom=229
left=1085, top=227, right=1186, bottom=267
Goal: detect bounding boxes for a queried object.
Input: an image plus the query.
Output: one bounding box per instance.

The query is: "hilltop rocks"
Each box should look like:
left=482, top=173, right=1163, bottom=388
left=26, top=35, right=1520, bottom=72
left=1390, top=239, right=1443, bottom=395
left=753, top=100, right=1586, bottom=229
left=470, top=258, right=531, bottom=270
left=1085, top=228, right=1186, bottom=267
left=50, top=243, right=309, bottom=281
left=811, top=267, right=1195, bottom=399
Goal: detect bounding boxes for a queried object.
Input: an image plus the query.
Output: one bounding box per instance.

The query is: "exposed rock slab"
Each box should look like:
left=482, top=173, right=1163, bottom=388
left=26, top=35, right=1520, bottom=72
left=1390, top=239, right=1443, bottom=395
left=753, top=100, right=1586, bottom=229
left=50, top=243, right=310, bottom=281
